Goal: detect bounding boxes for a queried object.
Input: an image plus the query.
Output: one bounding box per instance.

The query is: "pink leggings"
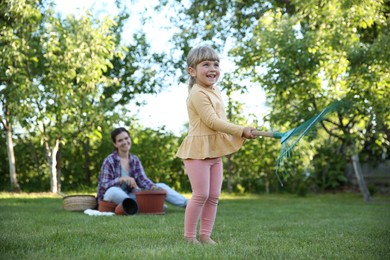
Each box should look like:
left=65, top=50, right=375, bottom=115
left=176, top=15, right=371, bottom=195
left=183, top=158, right=223, bottom=238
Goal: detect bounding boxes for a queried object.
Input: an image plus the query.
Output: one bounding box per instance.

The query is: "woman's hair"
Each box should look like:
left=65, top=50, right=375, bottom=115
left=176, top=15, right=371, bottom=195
left=111, top=127, right=130, bottom=144
left=187, top=45, right=220, bottom=89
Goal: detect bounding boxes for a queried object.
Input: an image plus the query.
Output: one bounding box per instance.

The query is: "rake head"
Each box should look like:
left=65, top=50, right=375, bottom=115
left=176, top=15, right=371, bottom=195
left=274, top=99, right=348, bottom=185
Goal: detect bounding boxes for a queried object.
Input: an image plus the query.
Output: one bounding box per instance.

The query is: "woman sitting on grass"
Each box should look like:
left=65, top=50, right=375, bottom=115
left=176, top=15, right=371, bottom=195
left=97, top=127, right=188, bottom=211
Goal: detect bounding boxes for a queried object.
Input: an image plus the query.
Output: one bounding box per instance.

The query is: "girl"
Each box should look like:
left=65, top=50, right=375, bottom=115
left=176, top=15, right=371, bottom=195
left=176, top=45, right=256, bottom=244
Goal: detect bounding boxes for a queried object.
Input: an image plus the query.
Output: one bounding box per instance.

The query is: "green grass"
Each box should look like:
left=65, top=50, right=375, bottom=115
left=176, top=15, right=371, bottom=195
left=0, top=192, right=389, bottom=259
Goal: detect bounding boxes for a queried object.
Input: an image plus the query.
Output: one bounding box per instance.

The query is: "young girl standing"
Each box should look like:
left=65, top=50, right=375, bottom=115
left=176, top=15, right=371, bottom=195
left=176, top=45, right=256, bottom=244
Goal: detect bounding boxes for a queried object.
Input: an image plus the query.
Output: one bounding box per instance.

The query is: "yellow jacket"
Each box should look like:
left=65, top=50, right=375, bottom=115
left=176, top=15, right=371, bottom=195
left=176, top=84, right=245, bottom=159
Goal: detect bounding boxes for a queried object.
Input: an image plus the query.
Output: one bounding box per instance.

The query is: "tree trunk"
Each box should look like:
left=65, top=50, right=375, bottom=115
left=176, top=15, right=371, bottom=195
left=29, top=140, right=43, bottom=189
left=226, top=154, right=233, bottom=193
left=265, top=169, right=270, bottom=194
left=4, top=122, right=21, bottom=192
left=56, top=138, right=62, bottom=192
left=44, top=137, right=61, bottom=193
left=351, top=144, right=371, bottom=202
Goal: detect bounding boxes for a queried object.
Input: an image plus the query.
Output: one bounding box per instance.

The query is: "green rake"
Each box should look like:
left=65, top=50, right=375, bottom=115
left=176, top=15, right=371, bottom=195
left=252, top=99, right=346, bottom=185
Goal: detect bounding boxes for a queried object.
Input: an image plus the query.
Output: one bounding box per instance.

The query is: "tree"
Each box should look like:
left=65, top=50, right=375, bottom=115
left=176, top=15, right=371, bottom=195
left=1, top=1, right=176, bottom=193
left=16, top=8, right=119, bottom=193
left=2, top=5, right=121, bottom=192
left=234, top=0, right=389, bottom=200
left=0, top=0, right=45, bottom=192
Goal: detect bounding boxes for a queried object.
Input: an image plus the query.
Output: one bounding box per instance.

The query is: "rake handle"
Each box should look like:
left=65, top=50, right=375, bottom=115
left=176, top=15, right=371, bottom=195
left=251, top=130, right=283, bottom=139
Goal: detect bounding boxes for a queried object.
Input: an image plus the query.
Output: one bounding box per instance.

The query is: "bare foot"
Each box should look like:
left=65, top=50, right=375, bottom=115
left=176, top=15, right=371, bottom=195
left=185, top=237, right=200, bottom=244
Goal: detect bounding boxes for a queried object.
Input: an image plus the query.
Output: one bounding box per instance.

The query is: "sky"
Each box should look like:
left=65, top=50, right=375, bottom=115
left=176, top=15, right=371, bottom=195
left=54, top=0, right=268, bottom=135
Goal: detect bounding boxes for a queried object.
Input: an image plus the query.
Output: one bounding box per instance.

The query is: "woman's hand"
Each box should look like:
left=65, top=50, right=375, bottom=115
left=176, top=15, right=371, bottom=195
left=242, top=127, right=257, bottom=139
left=150, top=185, right=163, bottom=191
left=120, top=176, right=139, bottom=189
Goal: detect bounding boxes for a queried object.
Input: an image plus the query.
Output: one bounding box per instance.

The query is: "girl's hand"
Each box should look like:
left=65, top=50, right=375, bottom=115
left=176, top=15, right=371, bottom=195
left=242, top=127, right=257, bottom=139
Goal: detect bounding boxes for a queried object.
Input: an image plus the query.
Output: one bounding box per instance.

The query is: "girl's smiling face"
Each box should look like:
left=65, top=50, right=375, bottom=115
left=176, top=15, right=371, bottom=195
left=188, top=60, right=220, bottom=88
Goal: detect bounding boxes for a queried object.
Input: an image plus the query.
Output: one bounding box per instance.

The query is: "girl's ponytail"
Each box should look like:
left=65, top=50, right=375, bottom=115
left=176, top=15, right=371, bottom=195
left=188, top=76, right=196, bottom=89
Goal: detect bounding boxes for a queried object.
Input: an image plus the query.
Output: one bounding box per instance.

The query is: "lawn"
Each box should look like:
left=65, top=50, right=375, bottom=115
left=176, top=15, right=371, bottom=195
left=0, top=192, right=389, bottom=259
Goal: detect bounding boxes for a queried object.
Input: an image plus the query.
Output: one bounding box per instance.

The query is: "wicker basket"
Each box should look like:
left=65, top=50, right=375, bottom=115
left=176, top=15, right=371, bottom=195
left=134, top=190, right=167, bottom=214
left=63, top=195, right=97, bottom=212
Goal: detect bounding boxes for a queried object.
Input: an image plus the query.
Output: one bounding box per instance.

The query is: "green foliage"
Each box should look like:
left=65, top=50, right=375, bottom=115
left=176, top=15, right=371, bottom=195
left=129, top=126, right=189, bottom=191
left=165, top=0, right=390, bottom=194
left=1, top=133, right=50, bottom=192
left=1, top=0, right=389, bottom=195
left=0, top=133, right=8, bottom=190
left=0, top=0, right=47, bottom=192
left=1, top=0, right=174, bottom=193
left=227, top=133, right=283, bottom=194
left=311, top=143, right=348, bottom=191
left=103, top=33, right=166, bottom=107
left=276, top=99, right=349, bottom=176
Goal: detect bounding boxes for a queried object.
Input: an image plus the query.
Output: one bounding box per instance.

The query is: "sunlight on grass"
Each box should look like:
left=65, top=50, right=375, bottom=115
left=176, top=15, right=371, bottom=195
left=1, top=192, right=389, bottom=259
left=0, top=192, right=60, bottom=199
left=0, top=192, right=95, bottom=199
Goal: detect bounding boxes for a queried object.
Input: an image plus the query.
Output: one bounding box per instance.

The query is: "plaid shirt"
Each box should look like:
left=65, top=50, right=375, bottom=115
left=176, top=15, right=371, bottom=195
left=96, top=151, right=154, bottom=201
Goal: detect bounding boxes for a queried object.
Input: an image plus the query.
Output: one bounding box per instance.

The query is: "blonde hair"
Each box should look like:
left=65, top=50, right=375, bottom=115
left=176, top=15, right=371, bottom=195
left=187, top=45, right=220, bottom=89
